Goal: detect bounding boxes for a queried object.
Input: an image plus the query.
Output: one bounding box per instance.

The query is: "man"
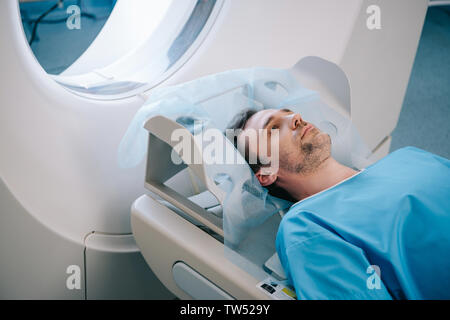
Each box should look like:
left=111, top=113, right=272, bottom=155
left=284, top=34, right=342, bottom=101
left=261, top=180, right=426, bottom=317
left=227, top=108, right=450, bottom=299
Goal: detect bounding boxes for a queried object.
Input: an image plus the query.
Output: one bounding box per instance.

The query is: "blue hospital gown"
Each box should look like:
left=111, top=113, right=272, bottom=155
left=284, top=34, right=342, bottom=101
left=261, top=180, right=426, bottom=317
left=275, top=147, right=450, bottom=299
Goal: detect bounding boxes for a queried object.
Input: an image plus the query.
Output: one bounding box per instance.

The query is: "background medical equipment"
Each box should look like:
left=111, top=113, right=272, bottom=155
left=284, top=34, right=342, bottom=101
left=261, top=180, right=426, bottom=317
left=0, top=0, right=428, bottom=299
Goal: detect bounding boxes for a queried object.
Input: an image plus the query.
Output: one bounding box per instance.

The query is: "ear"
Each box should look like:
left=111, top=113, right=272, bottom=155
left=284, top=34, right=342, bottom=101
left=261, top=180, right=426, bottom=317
left=255, top=167, right=278, bottom=187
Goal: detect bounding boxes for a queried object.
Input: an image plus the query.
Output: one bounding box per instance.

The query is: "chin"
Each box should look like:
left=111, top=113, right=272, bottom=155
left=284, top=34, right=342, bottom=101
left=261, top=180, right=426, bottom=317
left=306, top=130, right=329, bottom=145
left=313, top=132, right=332, bottom=155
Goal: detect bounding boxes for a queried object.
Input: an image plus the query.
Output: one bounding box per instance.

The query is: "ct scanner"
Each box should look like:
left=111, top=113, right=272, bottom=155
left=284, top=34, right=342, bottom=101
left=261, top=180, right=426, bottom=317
left=0, top=0, right=428, bottom=299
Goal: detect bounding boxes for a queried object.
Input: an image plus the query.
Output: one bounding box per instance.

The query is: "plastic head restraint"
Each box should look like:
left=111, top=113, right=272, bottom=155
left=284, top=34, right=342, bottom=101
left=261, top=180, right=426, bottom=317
left=118, top=66, right=372, bottom=280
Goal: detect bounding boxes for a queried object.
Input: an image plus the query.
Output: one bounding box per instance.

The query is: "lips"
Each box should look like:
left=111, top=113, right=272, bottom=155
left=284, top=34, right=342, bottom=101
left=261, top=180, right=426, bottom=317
left=301, top=124, right=313, bottom=139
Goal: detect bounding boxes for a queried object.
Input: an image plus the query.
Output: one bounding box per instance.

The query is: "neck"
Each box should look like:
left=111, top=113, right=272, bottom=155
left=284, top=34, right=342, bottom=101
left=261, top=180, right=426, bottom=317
left=277, top=157, right=358, bottom=201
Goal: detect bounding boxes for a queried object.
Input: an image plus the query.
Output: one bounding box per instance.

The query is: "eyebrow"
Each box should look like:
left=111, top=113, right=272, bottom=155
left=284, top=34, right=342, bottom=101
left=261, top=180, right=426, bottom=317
left=262, top=108, right=293, bottom=129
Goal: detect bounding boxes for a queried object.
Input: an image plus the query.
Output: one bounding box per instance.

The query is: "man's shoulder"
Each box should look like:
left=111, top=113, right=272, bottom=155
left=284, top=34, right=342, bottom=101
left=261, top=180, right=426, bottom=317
left=276, top=207, right=325, bottom=248
left=369, top=146, right=450, bottom=175
left=382, top=146, right=449, bottom=163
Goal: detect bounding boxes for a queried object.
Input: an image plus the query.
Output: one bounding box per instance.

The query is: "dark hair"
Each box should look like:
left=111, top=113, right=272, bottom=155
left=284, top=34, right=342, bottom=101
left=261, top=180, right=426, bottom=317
left=226, top=108, right=263, bottom=173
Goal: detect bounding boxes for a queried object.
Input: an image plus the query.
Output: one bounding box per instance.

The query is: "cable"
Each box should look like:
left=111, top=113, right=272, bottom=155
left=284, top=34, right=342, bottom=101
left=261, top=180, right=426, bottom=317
left=22, top=14, right=109, bottom=25
left=28, top=1, right=62, bottom=45
left=26, top=0, right=109, bottom=45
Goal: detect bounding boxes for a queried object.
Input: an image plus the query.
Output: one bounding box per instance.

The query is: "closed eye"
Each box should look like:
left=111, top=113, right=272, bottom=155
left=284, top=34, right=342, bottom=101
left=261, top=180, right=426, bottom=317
left=263, top=109, right=293, bottom=129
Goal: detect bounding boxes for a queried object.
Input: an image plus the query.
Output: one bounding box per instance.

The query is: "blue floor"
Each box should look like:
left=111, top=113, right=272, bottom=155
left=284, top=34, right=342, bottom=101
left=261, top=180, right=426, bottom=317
left=21, top=3, right=450, bottom=159
left=389, top=6, right=450, bottom=159
left=20, top=0, right=114, bottom=74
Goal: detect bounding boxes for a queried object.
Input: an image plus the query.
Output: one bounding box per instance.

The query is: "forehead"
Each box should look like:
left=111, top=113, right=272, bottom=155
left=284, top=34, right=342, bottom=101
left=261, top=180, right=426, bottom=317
left=244, top=108, right=278, bottom=130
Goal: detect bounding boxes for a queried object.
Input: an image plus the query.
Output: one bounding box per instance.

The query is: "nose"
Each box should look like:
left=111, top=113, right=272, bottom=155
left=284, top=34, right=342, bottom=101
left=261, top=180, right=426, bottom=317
left=290, top=113, right=305, bottom=130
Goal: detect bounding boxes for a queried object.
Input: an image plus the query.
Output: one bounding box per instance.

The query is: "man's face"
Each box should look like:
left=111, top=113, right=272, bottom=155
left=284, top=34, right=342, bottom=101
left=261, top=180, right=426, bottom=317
left=241, top=108, right=331, bottom=175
